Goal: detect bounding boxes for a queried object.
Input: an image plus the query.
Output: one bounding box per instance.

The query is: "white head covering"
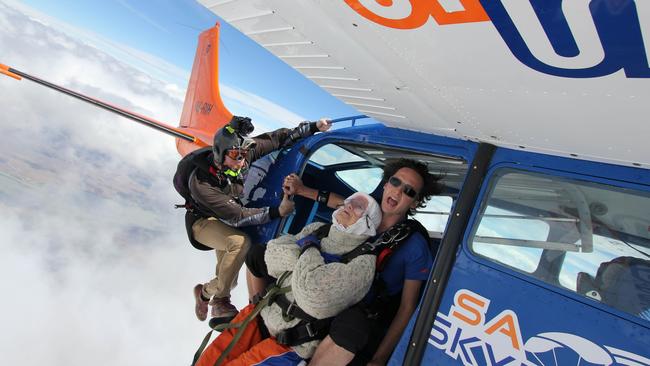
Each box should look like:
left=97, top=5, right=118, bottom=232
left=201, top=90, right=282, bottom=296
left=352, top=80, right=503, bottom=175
left=331, top=192, right=382, bottom=237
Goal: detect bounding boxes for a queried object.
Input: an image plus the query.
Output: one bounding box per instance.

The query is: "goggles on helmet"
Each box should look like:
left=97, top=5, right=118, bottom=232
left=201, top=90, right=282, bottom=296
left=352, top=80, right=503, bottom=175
left=224, top=148, right=249, bottom=161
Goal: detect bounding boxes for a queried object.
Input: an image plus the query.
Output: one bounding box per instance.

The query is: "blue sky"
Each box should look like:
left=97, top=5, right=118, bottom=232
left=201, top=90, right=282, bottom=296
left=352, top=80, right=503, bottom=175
left=17, top=0, right=357, bottom=123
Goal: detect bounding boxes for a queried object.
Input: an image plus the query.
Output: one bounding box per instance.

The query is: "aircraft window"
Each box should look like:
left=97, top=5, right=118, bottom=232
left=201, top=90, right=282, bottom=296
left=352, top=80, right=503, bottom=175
left=469, top=169, right=650, bottom=321
left=336, top=168, right=383, bottom=193
left=413, top=196, right=454, bottom=236
left=472, top=205, right=548, bottom=273
left=309, top=144, right=365, bottom=166
left=560, top=234, right=650, bottom=291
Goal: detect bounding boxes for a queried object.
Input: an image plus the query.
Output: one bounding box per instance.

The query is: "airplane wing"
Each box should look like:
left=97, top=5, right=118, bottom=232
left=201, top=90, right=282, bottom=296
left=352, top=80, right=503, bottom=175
left=199, top=0, right=650, bottom=167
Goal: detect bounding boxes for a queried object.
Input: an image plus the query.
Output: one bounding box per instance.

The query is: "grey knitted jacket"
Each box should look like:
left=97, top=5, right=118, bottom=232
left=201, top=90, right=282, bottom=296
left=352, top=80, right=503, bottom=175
left=260, top=222, right=376, bottom=359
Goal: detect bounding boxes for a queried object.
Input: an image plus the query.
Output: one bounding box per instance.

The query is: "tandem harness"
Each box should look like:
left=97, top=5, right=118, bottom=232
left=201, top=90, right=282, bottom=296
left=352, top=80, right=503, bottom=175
left=191, top=220, right=428, bottom=365
left=343, top=219, right=432, bottom=320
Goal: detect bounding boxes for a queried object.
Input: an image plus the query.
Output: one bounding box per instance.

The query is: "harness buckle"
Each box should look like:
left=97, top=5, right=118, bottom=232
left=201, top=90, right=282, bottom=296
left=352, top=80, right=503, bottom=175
left=380, top=223, right=411, bottom=247
left=305, top=322, right=315, bottom=338
left=276, top=331, right=290, bottom=345
left=251, top=289, right=267, bottom=304
left=286, top=301, right=295, bottom=316
left=282, top=301, right=296, bottom=322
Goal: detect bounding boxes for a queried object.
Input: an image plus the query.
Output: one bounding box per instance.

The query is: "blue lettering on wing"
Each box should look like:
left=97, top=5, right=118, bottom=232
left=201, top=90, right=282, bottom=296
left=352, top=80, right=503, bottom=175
left=480, top=0, right=650, bottom=78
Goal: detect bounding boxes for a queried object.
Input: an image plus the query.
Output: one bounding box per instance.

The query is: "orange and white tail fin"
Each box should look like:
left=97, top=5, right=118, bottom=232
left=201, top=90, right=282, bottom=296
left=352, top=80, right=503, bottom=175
left=176, top=24, right=233, bottom=157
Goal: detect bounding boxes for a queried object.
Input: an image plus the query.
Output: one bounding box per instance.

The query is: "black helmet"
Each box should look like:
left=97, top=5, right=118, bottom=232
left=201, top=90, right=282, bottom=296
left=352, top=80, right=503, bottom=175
left=212, top=116, right=256, bottom=165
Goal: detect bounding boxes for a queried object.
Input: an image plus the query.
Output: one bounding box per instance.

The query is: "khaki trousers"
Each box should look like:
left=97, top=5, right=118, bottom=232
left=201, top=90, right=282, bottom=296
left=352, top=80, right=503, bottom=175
left=192, top=217, right=251, bottom=298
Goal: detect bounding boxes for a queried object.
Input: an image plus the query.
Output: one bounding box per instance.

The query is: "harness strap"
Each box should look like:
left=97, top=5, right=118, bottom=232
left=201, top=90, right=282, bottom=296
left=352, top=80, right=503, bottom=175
left=212, top=272, right=292, bottom=366
left=339, top=220, right=426, bottom=323
left=213, top=286, right=291, bottom=366
left=191, top=329, right=216, bottom=366
left=192, top=151, right=226, bottom=187
left=339, top=220, right=413, bottom=266
left=376, top=223, right=412, bottom=271
left=275, top=294, right=316, bottom=322
left=275, top=318, right=333, bottom=346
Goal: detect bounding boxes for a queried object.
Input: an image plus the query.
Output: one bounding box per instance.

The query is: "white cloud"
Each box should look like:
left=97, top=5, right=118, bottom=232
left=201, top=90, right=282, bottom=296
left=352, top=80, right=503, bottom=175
left=0, top=3, right=253, bottom=365
left=3, top=0, right=190, bottom=90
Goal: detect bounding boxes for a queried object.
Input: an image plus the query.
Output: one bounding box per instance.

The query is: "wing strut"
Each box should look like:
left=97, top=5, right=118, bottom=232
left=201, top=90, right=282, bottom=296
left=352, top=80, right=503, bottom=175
left=0, top=62, right=196, bottom=142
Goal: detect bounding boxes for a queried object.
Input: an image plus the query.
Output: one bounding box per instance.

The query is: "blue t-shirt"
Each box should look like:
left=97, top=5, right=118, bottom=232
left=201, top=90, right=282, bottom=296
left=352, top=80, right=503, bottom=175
left=379, top=231, right=433, bottom=296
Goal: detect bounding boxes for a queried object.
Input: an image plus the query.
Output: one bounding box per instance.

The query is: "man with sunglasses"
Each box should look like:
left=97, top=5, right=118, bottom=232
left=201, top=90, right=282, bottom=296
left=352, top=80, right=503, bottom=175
left=186, top=116, right=331, bottom=325
left=281, top=158, right=441, bottom=365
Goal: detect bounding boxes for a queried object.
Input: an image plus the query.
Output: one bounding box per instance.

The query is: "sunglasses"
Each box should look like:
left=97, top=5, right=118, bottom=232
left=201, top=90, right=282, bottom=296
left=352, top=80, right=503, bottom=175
left=388, top=176, right=418, bottom=198
left=225, top=148, right=249, bottom=161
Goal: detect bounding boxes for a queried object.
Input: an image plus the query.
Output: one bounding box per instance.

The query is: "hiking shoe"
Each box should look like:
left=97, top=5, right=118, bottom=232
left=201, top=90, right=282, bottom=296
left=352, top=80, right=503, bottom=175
left=209, top=316, right=234, bottom=331
left=209, top=296, right=238, bottom=324
left=193, top=284, right=209, bottom=321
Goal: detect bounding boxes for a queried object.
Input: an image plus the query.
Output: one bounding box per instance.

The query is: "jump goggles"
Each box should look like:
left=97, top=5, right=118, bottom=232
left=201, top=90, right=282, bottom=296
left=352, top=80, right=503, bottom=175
left=225, top=148, right=250, bottom=161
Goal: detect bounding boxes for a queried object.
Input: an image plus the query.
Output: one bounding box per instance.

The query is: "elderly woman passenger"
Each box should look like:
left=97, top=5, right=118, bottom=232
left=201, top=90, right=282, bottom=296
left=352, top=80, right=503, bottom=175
left=196, top=192, right=382, bottom=366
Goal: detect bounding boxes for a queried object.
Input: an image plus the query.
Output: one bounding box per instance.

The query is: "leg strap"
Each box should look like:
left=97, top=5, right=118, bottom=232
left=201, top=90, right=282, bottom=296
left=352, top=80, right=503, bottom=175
left=275, top=318, right=332, bottom=347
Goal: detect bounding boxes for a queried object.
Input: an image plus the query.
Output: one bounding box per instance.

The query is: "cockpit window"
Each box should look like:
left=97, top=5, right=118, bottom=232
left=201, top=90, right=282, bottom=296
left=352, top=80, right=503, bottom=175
left=469, top=169, right=650, bottom=321
left=413, top=196, right=454, bottom=237
left=335, top=168, right=383, bottom=193
left=309, top=144, right=365, bottom=166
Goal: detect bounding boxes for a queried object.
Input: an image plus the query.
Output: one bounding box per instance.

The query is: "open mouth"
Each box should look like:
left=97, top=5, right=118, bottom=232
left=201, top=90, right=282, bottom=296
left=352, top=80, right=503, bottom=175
left=386, top=196, right=398, bottom=207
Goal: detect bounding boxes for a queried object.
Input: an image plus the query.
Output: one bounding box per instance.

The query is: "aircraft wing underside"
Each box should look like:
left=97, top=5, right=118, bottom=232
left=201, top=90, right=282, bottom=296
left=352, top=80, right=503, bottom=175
left=200, top=0, right=650, bottom=168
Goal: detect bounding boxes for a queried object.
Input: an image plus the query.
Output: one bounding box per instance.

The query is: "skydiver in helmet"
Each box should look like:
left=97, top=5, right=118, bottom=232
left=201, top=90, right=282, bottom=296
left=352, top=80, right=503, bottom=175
left=188, top=115, right=331, bottom=325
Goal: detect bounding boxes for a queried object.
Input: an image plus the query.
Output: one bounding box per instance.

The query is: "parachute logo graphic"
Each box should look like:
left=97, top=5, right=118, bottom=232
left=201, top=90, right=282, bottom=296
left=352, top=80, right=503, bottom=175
left=527, top=333, right=607, bottom=366
left=526, top=332, right=650, bottom=366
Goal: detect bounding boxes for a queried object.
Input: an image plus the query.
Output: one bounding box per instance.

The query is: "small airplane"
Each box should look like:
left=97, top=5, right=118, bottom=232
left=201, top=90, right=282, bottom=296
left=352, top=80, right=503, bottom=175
left=3, top=0, right=650, bottom=365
